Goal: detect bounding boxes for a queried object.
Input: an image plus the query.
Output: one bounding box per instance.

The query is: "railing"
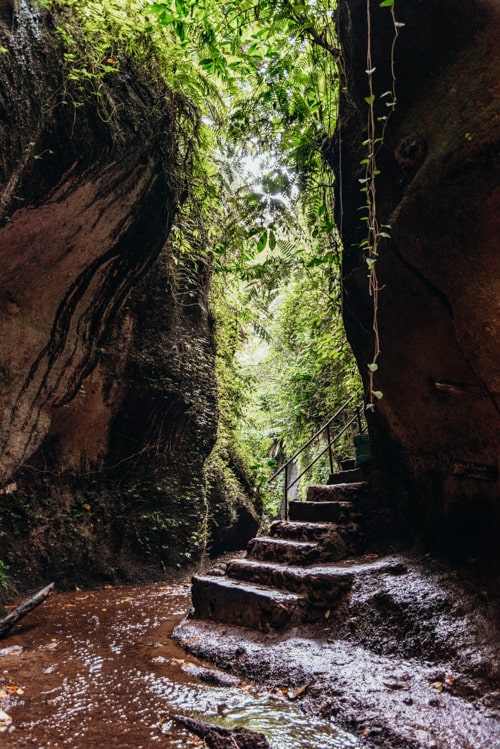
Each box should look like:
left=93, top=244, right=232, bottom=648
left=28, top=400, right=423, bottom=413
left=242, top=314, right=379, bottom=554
left=268, top=394, right=367, bottom=519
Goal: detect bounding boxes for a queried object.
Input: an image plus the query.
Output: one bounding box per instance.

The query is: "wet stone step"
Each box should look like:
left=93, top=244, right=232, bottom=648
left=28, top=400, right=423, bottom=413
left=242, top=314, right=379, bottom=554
left=328, top=467, right=366, bottom=485
left=307, top=482, right=368, bottom=503
left=269, top=520, right=363, bottom=561
left=190, top=575, right=306, bottom=631
left=226, top=559, right=354, bottom=604
left=288, top=500, right=359, bottom=524
left=340, top=458, right=356, bottom=470
left=270, top=520, right=340, bottom=542
left=247, top=537, right=321, bottom=565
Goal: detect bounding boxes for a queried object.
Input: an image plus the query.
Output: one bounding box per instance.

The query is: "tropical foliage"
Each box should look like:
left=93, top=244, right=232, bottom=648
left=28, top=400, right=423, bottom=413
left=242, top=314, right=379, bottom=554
left=41, top=0, right=362, bottom=511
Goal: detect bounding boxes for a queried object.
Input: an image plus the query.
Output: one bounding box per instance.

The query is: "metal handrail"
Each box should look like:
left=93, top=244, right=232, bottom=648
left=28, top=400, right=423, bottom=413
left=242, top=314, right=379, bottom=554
left=286, top=411, right=363, bottom=492
left=268, top=394, right=356, bottom=483
left=268, top=394, right=367, bottom=519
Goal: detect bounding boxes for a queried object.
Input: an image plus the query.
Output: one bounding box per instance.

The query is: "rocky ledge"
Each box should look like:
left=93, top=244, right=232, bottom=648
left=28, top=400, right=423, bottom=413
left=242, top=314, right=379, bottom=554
left=174, top=553, right=500, bottom=749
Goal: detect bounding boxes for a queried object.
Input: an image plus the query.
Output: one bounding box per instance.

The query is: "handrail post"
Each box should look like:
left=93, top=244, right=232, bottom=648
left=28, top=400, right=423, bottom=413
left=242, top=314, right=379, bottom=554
left=326, top=424, right=334, bottom=475
left=283, top=463, right=288, bottom=520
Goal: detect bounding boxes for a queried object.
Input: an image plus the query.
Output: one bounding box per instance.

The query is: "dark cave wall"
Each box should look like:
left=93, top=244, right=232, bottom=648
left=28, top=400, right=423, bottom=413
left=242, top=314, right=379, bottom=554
left=0, top=3, right=223, bottom=589
left=0, top=2, right=184, bottom=483
left=334, top=0, right=500, bottom=561
left=0, top=251, right=218, bottom=588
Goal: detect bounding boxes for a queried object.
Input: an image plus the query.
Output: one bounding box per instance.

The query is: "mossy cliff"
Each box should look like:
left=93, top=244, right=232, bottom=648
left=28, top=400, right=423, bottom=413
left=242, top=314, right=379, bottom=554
left=0, top=2, right=254, bottom=590
left=334, top=0, right=500, bottom=564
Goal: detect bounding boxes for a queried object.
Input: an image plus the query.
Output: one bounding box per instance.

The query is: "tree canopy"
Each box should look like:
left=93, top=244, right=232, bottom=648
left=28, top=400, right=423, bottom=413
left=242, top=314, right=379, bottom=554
left=41, top=0, right=361, bottom=509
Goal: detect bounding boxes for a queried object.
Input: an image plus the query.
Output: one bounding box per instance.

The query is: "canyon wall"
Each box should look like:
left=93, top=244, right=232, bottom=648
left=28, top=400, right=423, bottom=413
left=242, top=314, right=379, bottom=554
left=334, top=0, right=500, bottom=563
left=0, top=2, right=253, bottom=590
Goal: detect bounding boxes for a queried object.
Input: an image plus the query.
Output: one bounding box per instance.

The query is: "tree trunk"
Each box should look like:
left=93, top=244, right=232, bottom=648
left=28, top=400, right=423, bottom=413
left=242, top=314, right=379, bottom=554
left=0, top=583, right=54, bottom=639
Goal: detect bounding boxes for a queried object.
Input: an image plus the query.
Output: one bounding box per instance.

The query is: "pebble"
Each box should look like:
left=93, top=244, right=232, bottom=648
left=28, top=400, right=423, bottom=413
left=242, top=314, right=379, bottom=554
left=0, top=645, right=23, bottom=658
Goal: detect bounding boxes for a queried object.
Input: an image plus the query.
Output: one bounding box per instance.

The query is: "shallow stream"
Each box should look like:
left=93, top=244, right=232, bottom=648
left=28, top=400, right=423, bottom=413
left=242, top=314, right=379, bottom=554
left=0, top=579, right=358, bottom=747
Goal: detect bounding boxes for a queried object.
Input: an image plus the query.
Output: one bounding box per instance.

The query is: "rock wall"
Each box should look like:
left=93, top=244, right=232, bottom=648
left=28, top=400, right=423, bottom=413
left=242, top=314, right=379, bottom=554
left=0, top=3, right=223, bottom=588
left=0, top=1, right=184, bottom=481
left=334, top=0, right=500, bottom=562
left=205, top=442, right=261, bottom=556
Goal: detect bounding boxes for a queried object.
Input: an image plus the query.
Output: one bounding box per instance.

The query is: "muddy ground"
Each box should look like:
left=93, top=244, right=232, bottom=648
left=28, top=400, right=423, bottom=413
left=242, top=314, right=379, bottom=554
left=0, top=553, right=498, bottom=748
left=0, top=562, right=356, bottom=748
left=174, top=553, right=500, bottom=749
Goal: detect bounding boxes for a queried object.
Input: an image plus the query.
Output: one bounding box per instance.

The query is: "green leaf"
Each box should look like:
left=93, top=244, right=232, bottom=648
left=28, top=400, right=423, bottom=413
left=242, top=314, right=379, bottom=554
left=174, top=21, right=186, bottom=42
left=365, top=94, right=375, bottom=105
left=367, top=363, right=378, bottom=372
left=256, top=231, right=268, bottom=253
left=175, top=0, right=188, bottom=16
left=373, top=390, right=384, bottom=400
left=158, top=10, right=176, bottom=24
left=268, top=230, right=277, bottom=251
left=380, top=0, right=394, bottom=6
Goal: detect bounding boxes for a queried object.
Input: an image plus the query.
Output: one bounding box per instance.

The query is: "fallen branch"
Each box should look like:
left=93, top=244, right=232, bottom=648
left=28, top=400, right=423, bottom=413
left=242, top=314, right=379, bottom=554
left=0, top=583, right=54, bottom=639
left=173, top=715, right=270, bottom=748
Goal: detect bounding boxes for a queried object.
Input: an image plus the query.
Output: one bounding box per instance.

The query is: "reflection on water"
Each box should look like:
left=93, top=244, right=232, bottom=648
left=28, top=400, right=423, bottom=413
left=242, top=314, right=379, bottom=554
left=0, top=582, right=358, bottom=748
left=147, top=673, right=358, bottom=749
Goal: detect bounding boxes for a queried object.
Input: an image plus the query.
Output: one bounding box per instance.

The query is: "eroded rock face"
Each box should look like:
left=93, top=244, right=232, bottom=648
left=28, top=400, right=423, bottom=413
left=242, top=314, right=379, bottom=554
left=334, top=0, right=500, bottom=561
left=0, top=3, right=183, bottom=482
left=205, top=445, right=261, bottom=556
left=0, top=4, right=220, bottom=585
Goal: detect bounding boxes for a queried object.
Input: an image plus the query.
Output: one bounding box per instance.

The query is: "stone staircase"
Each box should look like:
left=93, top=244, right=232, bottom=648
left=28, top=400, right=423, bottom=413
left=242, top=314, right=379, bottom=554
left=189, top=466, right=371, bottom=632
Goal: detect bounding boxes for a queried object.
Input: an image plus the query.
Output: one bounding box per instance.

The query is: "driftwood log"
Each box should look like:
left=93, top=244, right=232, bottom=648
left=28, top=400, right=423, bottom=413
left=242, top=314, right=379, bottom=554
left=173, top=715, right=271, bottom=749
left=0, top=583, right=54, bottom=639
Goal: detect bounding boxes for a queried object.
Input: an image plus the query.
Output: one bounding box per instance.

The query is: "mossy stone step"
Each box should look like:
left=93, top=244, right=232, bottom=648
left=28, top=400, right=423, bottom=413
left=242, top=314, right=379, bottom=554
left=288, top=500, right=359, bottom=524
left=307, top=482, right=368, bottom=502
left=191, top=575, right=305, bottom=631
left=328, top=467, right=366, bottom=485
left=269, top=519, right=363, bottom=560
left=247, top=537, right=321, bottom=565
left=270, top=519, right=341, bottom=541
left=226, top=558, right=354, bottom=603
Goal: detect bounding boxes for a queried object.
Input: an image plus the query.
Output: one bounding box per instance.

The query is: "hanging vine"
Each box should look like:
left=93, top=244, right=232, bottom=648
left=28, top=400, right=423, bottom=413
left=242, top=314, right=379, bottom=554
left=361, top=0, right=402, bottom=409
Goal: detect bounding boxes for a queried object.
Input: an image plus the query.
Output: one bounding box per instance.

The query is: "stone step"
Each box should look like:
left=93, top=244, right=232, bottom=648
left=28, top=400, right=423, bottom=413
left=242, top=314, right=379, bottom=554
left=226, top=559, right=354, bottom=604
left=340, top=458, right=356, bottom=470
left=328, top=467, right=366, bottom=485
left=288, top=500, right=359, bottom=524
left=247, top=536, right=321, bottom=565
left=307, top=482, right=368, bottom=503
left=269, top=519, right=363, bottom=560
left=190, top=575, right=306, bottom=631
left=270, top=519, right=340, bottom=542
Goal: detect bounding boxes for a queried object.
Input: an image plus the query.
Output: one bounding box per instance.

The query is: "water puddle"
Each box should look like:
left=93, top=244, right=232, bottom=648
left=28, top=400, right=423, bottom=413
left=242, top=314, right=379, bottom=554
left=0, top=580, right=358, bottom=747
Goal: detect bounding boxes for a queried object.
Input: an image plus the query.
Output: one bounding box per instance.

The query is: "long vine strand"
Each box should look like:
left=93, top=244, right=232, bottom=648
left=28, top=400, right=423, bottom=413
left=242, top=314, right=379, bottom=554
left=363, top=0, right=401, bottom=409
